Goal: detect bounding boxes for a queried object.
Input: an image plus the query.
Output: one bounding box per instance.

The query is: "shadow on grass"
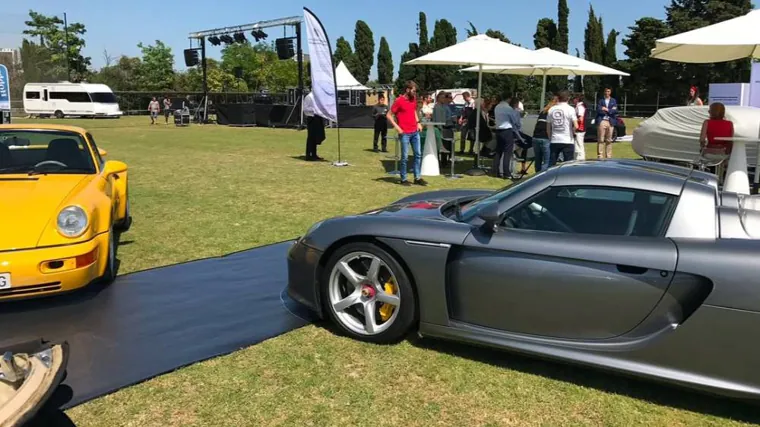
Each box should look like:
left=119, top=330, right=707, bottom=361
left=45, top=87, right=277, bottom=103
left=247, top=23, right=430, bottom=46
left=312, top=318, right=759, bottom=422
left=405, top=333, right=760, bottom=423
left=289, top=155, right=330, bottom=163
left=379, top=157, right=499, bottom=177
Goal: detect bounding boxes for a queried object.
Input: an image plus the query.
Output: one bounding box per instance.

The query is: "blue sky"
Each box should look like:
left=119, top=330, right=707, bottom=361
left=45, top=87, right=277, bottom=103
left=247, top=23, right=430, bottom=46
left=1, top=0, right=670, bottom=79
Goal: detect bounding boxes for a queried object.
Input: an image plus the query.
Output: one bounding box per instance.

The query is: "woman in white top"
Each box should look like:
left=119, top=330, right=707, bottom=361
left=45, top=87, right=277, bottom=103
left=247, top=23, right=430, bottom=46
left=420, top=94, right=434, bottom=121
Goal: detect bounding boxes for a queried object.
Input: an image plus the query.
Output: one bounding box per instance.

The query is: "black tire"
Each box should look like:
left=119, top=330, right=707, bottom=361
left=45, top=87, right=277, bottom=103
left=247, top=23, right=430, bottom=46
left=100, top=228, right=116, bottom=283
left=115, top=198, right=132, bottom=231
left=322, top=242, right=417, bottom=344
left=54, top=110, right=64, bottom=119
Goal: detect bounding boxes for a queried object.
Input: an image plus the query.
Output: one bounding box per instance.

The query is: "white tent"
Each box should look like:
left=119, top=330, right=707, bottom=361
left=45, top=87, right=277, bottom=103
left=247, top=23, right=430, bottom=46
left=335, top=61, right=370, bottom=91
left=461, top=47, right=629, bottom=109
left=651, top=9, right=760, bottom=63
left=405, top=34, right=575, bottom=173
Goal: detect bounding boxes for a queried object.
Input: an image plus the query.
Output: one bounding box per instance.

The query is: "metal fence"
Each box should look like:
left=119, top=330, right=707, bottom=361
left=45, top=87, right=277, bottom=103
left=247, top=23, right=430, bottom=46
left=7, top=92, right=679, bottom=120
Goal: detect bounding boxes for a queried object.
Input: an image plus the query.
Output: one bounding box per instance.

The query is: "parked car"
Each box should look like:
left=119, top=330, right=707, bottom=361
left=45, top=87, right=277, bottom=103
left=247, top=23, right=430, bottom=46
left=0, top=124, right=132, bottom=301
left=288, top=159, right=760, bottom=400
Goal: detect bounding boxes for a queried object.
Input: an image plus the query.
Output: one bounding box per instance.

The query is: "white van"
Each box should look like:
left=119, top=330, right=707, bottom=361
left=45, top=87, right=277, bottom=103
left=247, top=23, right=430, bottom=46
left=23, top=82, right=122, bottom=118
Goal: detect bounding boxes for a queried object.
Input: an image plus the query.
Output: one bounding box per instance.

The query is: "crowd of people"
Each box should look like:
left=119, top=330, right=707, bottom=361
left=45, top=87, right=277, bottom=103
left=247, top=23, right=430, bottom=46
left=301, top=79, right=733, bottom=184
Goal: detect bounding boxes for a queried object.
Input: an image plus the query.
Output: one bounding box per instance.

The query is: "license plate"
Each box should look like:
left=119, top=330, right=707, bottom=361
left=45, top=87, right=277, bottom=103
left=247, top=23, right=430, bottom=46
left=0, top=273, right=10, bottom=290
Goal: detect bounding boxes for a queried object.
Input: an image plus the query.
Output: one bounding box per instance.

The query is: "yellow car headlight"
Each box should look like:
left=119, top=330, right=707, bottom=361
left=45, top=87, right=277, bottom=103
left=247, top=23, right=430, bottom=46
left=57, top=206, right=88, bottom=237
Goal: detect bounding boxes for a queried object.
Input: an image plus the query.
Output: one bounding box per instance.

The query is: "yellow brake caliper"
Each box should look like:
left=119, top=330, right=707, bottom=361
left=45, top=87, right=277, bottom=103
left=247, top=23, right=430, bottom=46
left=378, top=279, right=397, bottom=322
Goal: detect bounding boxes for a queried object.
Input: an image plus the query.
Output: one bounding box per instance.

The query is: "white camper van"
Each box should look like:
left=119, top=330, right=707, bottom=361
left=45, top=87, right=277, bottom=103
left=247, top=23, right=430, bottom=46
left=23, top=82, right=122, bottom=118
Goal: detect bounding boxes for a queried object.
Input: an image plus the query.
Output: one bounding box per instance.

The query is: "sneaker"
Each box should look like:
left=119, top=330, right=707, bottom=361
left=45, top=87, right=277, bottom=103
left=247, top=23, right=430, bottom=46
left=400, top=180, right=412, bottom=186
left=414, top=178, right=428, bottom=186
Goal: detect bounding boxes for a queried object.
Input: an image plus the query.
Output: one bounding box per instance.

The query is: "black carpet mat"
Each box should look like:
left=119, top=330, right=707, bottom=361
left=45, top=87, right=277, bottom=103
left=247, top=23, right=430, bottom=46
left=0, top=241, right=316, bottom=409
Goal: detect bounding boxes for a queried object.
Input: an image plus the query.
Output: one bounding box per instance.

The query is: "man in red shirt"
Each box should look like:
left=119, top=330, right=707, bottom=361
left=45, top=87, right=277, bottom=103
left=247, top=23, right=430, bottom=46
left=387, top=81, right=426, bottom=186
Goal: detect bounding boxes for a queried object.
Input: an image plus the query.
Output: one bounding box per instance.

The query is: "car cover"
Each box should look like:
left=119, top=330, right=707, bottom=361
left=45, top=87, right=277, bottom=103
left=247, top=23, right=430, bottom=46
left=632, top=105, right=760, bottom=165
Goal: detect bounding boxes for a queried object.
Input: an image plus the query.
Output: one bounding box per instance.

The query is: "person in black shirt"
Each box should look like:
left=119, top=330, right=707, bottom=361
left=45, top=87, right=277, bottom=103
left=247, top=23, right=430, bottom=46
left=531, top=96, right=557, bottom=172
left=372, top=94, right=389, bottom=152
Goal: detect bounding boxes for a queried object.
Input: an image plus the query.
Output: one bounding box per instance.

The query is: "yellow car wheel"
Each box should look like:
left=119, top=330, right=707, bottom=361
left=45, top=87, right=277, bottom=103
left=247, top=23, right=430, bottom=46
left=100, top=228, right=116, bottom=284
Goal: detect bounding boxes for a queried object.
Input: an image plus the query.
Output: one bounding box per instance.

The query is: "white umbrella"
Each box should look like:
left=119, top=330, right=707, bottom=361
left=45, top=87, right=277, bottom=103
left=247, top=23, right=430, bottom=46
left=651, top=9, right=760, bottom=62
left=405, top=35, right=575, bottom=173
left=461, top=47, right=629, bottom=109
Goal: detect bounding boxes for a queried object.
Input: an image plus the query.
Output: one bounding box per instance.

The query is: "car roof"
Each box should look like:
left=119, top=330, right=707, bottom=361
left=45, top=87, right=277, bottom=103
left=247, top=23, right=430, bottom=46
left=552, top=159, right=714, bottom=196
left=0, top=123, right=89, bottom=135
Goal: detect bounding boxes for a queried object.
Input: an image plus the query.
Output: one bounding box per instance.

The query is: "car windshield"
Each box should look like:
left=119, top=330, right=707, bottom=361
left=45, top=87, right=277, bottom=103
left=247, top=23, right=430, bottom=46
left=89, top=92, right=118, bottom=103
left=457, top=173, right=542, bottom=222
left=0, top=130, right=96, bottom=175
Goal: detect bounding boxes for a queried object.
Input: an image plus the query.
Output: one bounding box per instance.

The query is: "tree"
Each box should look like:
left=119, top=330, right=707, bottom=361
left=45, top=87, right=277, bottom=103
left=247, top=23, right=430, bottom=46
left=426, top=19, right=458, bottom=90
left=534, top=18, right=557, bottom=50
left=90, top=56, right=142, bottom=91
left=22, top=11, right=91, bottom=81
left=620, top=17, right=671, bottom=102
left=556, top=0, right=570, bottom=53
left=418, top=12, right=430, bottom=53
left=583, top=6, right=605, bottom=97
left=333, top=36, right=354, bottom=68
left=395, top=43, right=419, bottom=94
left=377, top=37, right=394, bottom=84
left=602, top=29, right=620, bottom=91
left=352, top=20, right=374, bottom=84
left=136, top=40, right=175, bottom=92
left=573, top=49, right=583, bottom=93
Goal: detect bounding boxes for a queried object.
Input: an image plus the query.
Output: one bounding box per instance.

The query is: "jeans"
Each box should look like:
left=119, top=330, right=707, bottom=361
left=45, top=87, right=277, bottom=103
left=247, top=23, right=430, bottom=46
left=495, top=130, right=515, bottom=177
left=550, top=143, right=575, bottom=167
left=399, top=131, right=421, bottom=181
left=532, top=138, right=550, bottom=172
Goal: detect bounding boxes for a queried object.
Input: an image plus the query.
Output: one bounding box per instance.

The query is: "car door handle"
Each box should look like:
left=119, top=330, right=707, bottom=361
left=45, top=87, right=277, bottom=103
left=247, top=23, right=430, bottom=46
left=616, top=264, right=648, bottom=275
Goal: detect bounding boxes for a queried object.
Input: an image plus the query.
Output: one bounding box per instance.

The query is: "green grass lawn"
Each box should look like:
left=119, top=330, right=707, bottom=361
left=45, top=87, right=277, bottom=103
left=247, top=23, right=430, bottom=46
left=12, top=116, right=758, bottom=426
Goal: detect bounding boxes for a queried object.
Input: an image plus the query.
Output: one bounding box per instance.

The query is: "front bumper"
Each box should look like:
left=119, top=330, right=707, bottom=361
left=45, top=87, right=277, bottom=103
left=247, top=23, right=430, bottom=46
left=0, top=233, right=109, bottom=301
left=286, top=238, right=324, bottom=317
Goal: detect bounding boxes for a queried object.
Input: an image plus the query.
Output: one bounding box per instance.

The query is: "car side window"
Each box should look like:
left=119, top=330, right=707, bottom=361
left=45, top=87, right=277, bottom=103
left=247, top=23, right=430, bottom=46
left=501, top=186, right=677, bottom=237
left=86, top=133, right=105, bottom=169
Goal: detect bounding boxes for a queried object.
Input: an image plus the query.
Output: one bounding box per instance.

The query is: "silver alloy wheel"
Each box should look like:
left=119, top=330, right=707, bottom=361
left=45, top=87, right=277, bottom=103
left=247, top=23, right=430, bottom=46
left=327, top=251, right=401, bottom=336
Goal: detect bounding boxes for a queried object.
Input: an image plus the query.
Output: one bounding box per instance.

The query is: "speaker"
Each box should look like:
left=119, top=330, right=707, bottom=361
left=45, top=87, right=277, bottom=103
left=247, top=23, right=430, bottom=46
left=233, top=67, right=243, bottom=79
left=184, top=48, right=199, bottom=67
left=275, top=38, right=295, bottom=60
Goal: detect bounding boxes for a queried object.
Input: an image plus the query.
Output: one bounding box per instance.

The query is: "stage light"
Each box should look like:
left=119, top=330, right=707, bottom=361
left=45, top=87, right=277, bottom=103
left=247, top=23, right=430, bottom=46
left=208, top=36, right=221, bottom=46
left=251, top=29, right=268, bottom=41
left=233, top=32, right=247, bottom=43
left=220, top=34, right=234, bottom=44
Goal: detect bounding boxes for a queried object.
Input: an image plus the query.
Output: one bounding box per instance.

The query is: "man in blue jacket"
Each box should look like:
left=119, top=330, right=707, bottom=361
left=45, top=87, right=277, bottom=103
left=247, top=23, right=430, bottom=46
left=596, top=87, right=617, bottom=159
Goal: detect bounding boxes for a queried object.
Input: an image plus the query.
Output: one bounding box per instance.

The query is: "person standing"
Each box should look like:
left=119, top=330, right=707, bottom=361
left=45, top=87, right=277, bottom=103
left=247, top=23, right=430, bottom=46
left=303, top=92, right=325, bottom=161
left=163, top=96, right=172, bottom=125
left=372, top=94, right=389, bottom=152
left=458, top=91, right=476, bottom=154
left=596, top=87, right=618, bottom=159
left=574, top=96, right=587, bottom=160
left=387, top=81, right=426, bottom=186
left=493, top=95, right=524, bottom=179
left=532, top=96, right=557, bottom=172
left=687, top=86, right=704, bottom=106
left=148, top=97, right=160, bottom=125
left=547, top=90, right=577, bottom=167
left=420, top=94, right=434, bottom=121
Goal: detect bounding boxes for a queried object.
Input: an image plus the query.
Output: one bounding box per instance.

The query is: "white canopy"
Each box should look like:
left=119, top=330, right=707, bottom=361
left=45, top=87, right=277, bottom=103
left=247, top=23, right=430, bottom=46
left=404, top=34, right=575, bottom=173
left=651, top=9, right=760, bottom=63
left=335, top=61, right=369, bottom=91
left=460, top=48, right=629, bottom=77
left=405, top=34, right=566, bottom=67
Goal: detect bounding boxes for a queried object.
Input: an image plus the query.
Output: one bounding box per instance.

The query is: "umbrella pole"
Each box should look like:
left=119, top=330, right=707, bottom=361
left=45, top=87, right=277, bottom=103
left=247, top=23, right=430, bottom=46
left=465, top=65, right=487, bottom=176
left=540, top=70, right=548, bottom=111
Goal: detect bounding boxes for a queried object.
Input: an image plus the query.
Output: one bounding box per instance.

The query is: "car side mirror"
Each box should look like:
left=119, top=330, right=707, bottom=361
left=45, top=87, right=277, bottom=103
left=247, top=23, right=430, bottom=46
left=98, top=148, right=108, bottom=157
left=477, top=200, right=500, bottom=233
left=102, top=160, right=127, bottom=176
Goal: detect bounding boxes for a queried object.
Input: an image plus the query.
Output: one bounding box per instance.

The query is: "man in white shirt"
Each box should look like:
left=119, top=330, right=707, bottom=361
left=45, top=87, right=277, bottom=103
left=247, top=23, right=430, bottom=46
left=546, top=90, right=578, bottom=167
left=574, top=96, right=587, bottom=160
left=303, top=92, right=325, bottom=161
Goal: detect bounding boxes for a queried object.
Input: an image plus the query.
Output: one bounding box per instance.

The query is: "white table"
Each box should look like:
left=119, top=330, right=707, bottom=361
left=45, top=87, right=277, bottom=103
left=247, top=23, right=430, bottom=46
left=715, top=136, right=760, bottom=194
left=421, top=121, right=445, bottom=176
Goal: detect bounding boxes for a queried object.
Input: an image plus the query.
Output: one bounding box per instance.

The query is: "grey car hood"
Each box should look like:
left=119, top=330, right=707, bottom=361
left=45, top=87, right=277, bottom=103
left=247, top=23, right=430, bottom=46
left=360, top=189, right=494, bottom=220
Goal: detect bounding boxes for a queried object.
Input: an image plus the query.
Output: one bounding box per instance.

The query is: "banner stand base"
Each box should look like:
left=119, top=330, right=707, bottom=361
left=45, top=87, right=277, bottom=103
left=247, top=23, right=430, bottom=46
left=332, top=161, right=350, bottom=167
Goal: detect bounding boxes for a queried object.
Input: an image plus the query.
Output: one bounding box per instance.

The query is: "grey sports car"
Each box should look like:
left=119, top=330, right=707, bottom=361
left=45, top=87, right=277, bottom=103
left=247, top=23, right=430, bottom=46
left=287, top=159, right=760, bottom=399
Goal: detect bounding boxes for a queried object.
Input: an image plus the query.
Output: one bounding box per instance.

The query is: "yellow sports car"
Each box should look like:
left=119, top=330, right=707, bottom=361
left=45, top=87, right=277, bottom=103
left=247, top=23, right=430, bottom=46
left=0, top=124, right=131, bottom=301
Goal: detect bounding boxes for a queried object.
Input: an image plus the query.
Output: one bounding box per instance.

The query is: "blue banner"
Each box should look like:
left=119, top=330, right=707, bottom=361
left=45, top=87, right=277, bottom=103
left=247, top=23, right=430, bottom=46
left=0, top=64, right=9, bottom=110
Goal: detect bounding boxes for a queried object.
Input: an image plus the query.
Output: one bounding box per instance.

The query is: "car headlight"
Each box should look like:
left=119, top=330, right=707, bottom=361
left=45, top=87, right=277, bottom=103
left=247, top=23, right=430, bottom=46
left=57, top=206, right=88, bottom=237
